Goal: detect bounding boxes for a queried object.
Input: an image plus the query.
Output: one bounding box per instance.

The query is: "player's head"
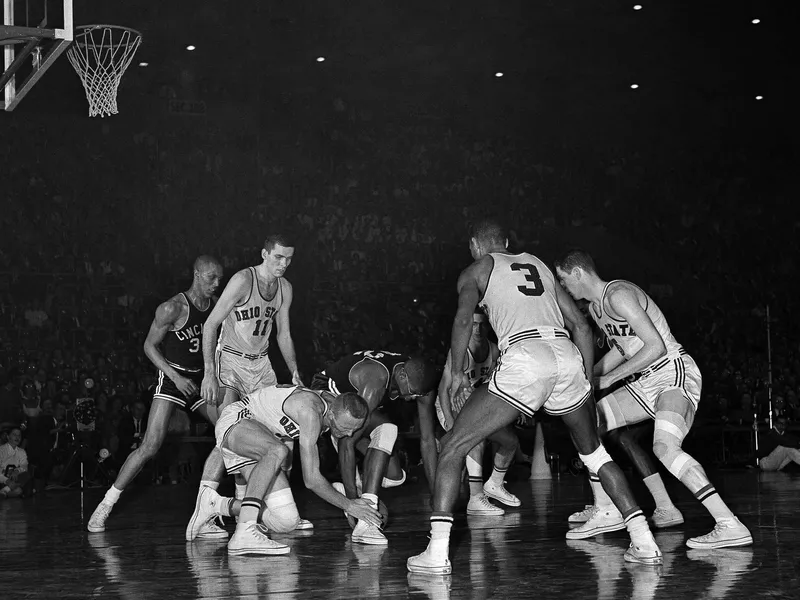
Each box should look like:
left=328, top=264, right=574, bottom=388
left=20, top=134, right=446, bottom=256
left=469, top=218, right=508, bottom=259
left=471, top=310, right=489, bottom=339
left=397, top=357, right=438, bottom=401
left=329, top=392, right=369, bottom=439
left=192, top=255, right=223, bottom=298
left=261, top=233, right=296, bottom=277
left=554, top=249, right=599, bottom=300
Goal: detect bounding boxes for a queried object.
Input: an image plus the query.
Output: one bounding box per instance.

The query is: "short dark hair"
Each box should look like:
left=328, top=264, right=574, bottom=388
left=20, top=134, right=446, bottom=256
left=193, top=255, right=222, bottom=272
left=404, top=357, right=439, bottom=395
left=337, top=392, right=369, bottom=421
left=469, top=218, right=506, bottom=246
left=554, top=249, right=598, bottom=276
left=263, top=233, right=295, bottom=253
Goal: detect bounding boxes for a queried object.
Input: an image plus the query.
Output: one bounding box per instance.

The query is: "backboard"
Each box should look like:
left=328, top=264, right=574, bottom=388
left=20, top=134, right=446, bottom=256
left=1, top=0, right=73, bottom=111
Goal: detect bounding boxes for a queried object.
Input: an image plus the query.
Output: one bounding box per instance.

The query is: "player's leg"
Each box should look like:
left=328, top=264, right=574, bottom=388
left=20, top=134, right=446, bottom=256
left=276, top=440, right=313, bottom=530
left=352, top=411, right=397, bottom=545
left=561, top=401, right=662, bottom=564
left=607, top=425, right=683, bottom=528
left=483, top=424, right=521, bottom=507
left=652, top=389, right=752, bottom=549
left=88, top=397, right=175, bottom=532
left=408, top=385, right=521, bottom=574
left=192, top=419, right=290, bottom=555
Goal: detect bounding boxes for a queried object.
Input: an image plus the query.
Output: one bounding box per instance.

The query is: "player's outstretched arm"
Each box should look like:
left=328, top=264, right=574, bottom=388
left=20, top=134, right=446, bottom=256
left=144, top=300, right=197, bottom=398
left=200, top=270, right=248, bottom=405
left=554, top=280, right=595, bottom=381
left=594, top=344, right=627, bottom=377
left=275, top=280, right=303, bottom=385
left=599, top=285, right=666, bottom=388
left=416, top=392, right=438, bottom=495
left=295, top=410, right=382, bottom=527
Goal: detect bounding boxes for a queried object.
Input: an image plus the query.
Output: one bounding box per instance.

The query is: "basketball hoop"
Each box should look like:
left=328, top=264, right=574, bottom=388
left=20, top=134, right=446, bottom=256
left=67, top=24, right=141, bottom=117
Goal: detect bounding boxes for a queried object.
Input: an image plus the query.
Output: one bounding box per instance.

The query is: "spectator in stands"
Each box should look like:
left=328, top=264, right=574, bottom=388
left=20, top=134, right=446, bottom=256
left=117, top=399, right=147, bottom=464
left=0, top=427, right=29, bottom=498
left=759, top=418, right=800, bottom=472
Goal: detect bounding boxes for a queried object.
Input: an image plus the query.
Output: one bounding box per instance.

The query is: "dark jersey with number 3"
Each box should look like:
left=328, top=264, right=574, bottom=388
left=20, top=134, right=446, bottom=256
left=479, top=252, right=567, bottom=351
left=320, top=350, right=407, bottom=401
left=162, top=293, right=212, bottom=372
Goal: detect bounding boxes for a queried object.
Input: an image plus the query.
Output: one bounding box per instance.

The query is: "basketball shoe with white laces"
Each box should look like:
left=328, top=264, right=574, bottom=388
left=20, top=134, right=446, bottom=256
left=649, top=505, right=684, bottom=529
left=686, top=517, right=752, bottom=549
left=568, top=504, right=596, bottom=524
left=623, top=529, right=663, bottom=565
left=197, top=517, right=229, bottom=539
left=407, top=540, right=452, bottom=575
left=186, top=485, right=224, bottom=541
left=483, top=480, right=521, bottom=507
left=566, top=506, right=625, bottom=539
left=87, top=501, right=114, bottom=533
left=466, top=493, right=505, bottom=516
left=228, top=522, right=290, bottom=556
left=352, top=519, right=388, bottom=545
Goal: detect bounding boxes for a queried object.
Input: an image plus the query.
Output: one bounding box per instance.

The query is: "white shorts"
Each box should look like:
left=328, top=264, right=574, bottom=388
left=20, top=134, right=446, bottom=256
left=488, top=338, right=591, bottom=417
left=215, top=402, right=258, bottom=475
left=216, top=349, right=277, bottom=397
left=622, top=351, right=702, bottom=419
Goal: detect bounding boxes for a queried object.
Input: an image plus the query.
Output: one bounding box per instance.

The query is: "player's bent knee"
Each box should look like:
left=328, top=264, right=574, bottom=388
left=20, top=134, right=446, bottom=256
left=368, top=423, right=398, bottom=456
left=653, top=432, right=697, bottom=480
left=579, top=444, right=613, bottom=474
left=261, top=488, right=300, bottom=533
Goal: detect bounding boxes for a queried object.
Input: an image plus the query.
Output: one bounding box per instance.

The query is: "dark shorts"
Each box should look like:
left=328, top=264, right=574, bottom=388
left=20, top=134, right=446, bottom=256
left=153, top=367, right=206, bottom=412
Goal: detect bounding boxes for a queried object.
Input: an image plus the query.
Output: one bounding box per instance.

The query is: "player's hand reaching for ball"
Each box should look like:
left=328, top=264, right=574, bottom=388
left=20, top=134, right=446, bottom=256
left=173, top=374, right=199, bottom=398
left=347, top=498, right=383, bottom=528
left=201, top=373, right=221, bottom=406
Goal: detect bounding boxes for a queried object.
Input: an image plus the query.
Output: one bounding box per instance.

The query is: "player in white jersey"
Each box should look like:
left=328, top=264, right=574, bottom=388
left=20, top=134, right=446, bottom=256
left=408, top=219, right=662, bottom=575
left=555, top=249, right=751, bottom=550
left=186, top=385, right=382, bottom=555
left=187, top=233, right=306, bottom=537
left=436, top=310, right=520, bottom=516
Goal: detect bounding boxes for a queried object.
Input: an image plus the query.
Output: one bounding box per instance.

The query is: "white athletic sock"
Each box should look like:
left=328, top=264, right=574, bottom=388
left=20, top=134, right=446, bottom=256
left=235, top=483, right=247, bottom=500
left=362, top=493, right=379, bottom=509
left=466, top=456, right=484, bottom=497
left=643, top=473, right=674, bottom=510
left=489, top=466, right=507, bottom=487
left=104, top=485, right=123, bottom=505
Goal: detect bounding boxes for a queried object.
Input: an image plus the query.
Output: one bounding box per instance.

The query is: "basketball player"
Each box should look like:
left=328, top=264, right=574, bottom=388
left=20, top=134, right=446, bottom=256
left=436, top=310, right=521, bottom=516
left=88, top=256, right=225, bottom=535
left=407, top=219, right=662, bottom=575
left=311, top=351, right=439, bottom=544
left=186, top=385, right=381, bottom=555
left=190, top=234, right=306, bottom=535
left=554, top=250, right=752, bottom=549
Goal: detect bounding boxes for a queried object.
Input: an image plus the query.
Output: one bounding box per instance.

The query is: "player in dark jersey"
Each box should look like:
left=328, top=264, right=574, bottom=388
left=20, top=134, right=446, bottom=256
left=312, top=350, right=438, bottom=545
left=88, top=256, right=224, bottom=534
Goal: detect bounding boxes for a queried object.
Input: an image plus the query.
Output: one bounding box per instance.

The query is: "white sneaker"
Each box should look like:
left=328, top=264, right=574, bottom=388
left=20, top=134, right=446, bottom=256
left=623, top=530, right=663, bottom=565
left=295, top=518, right=314, bottom=530
left=197, top=517, right=229, bottom=540
left=566, top=506, right=625, bottom=539
left=686, top=517, right=753, bottom=549
left=568, top=504, right=597, bottom=524
left=228, top=522, right=291, bottom=556
left=483, top=480, right=521, bottom=507
left=88, top=501, right=114, bottom=533
left=186, top=486, right=224, bottom=541
left=466, top=493, right=505, bottom=516
left=650, top=506, right=684, bottom=529
left=407, top=546, right=452, bottom=575
left=352, top=519, right=388, bottom=545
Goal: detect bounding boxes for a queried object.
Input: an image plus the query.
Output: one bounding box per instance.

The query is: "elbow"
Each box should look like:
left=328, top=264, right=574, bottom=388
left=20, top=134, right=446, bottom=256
left=652, top=341, right=667, bottom=361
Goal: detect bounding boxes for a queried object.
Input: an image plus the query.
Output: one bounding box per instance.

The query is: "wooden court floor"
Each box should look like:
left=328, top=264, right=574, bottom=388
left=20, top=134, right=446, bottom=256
left=1, top=469, right=797, bottom=599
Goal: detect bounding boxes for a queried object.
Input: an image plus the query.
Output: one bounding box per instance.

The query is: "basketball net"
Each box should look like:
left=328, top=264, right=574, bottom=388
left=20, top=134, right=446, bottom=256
left=67, top=25, right=142, bottom=117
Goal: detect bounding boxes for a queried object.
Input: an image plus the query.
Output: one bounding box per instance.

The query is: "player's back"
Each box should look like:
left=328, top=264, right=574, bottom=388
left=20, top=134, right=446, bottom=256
left=479, top=252, right=566, bottom=350
left=238, top=385, right=327, bottom=441
left=218, top=267, right=283, bottom=356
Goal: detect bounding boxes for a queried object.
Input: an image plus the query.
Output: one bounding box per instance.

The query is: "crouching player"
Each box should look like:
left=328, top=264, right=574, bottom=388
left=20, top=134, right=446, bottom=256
left=186, top=385, right=382, bottom=556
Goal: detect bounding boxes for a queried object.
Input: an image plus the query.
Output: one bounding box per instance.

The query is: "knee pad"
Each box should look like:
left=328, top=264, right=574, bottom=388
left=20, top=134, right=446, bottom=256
left=382, top=468, right=406, bottom=488
left=261, top=487, right=300, bottom=533
left=579, top=444, right=613, bottom=474
left=368, top=423, right=398, bottom=456
left=653, top=414, right=696, bottom=480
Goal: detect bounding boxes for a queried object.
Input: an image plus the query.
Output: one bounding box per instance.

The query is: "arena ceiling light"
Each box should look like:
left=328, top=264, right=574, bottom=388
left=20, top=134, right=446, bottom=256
left=186, top=45, right=196, bottom=51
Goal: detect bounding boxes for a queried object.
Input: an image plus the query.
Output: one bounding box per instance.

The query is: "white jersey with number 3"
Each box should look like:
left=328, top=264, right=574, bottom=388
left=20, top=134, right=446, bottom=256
left=479, top=252, right=567, bottom=351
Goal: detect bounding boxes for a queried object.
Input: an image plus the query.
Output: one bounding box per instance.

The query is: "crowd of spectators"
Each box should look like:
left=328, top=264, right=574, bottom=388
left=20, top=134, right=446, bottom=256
left=2, top=99, right=798, bottom=495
